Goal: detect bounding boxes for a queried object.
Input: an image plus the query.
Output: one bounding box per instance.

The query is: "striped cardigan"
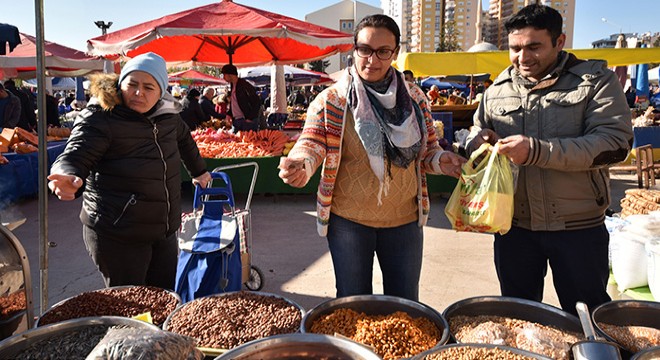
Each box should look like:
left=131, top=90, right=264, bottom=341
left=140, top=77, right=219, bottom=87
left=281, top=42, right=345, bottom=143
left=288, top=69, right=448, bottom=236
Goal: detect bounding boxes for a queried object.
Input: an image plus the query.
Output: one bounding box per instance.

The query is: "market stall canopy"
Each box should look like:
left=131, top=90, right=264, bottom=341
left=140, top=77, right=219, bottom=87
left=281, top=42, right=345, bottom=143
left=0, top=32, right=104, bottom=80
left=394, top=47, right=660, bottom=77
left=420, top=77, right=467, bottom=91
left=238, top=65, right=332, bottom=86
left=86, top=0, right=354, bottom=67
left=168, top=69, right=227, bottom=86
left=24, top=77, right=77, bottom=91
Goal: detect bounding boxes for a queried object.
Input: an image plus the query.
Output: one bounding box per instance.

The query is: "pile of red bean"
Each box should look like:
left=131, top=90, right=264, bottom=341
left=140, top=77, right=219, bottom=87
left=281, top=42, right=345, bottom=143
left=38, top=286, right=179, bottom=326
left=166, top=291, right=302, bottom=349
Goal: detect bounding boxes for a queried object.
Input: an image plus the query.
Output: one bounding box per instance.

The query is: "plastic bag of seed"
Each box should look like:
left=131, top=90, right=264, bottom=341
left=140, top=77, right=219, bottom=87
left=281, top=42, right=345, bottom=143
left=85, top=327, right=204, bottom=360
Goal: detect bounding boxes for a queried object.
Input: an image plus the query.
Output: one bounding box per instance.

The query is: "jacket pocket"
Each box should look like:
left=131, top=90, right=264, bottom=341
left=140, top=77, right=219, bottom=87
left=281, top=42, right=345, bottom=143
left=113, top=194, right=137, bottom=226
left=544, top=88, right=588, bottom=137
left=588, top=170, right=608, bottom=207
left=487, top=97, right=523, bottom=135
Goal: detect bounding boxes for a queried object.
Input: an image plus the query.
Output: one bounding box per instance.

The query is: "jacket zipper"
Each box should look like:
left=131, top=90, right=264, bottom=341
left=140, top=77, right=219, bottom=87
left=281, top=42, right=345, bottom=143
left=113, top=194, right=137, bottom=226
left=152, top=122, right=171, bottom=233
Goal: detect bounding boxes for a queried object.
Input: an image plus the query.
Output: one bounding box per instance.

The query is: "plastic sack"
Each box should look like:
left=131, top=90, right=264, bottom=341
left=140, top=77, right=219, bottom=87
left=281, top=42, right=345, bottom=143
left=445, top=143, right=515, bottom=235
left=514, top=323, right=573, bottom=360
left=610, top=230, right=649, bottom=290
left=85, top=327, right=204, bottom=360
left=647, top=239, right=660, bottom=300
left=463, top=321, right=510, bottom=345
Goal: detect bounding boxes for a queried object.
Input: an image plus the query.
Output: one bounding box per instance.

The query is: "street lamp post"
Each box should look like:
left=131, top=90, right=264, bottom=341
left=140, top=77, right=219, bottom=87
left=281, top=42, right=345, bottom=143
left=94, top=20, right=113, bottom=35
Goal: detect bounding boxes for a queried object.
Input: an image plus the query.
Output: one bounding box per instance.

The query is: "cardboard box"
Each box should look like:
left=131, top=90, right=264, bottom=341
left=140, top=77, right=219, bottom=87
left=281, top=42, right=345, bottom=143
left=0, top=128, right=15, bottom=147
left=241, top=252, right=250, bottom=283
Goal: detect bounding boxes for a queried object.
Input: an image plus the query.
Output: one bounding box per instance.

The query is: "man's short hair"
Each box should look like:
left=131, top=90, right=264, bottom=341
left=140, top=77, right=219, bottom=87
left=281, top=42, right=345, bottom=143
left=203, top=87, right=215, bottom=96
left=221, top=64, right=238, bottom=76
left=403, top=70, right=414, bottom=78
left=504, top=4, right=563, bottom=46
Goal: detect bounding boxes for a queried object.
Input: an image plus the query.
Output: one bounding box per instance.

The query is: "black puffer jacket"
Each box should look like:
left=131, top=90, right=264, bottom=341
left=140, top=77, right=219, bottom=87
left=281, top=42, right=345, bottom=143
left=51, top=74, right=207, bottom=241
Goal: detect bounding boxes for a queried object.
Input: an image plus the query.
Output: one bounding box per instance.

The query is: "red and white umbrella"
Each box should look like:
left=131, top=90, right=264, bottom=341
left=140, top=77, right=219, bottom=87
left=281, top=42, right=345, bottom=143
left=0, top=33, right=104, bottom=79
left=86, top=0, right=353, bottom=67
left=168, top=69, right=227, bottom=86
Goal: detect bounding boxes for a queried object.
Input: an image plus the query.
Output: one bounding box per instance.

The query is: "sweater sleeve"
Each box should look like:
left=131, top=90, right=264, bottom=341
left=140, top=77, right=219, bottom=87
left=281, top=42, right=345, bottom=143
left=50, top=109, right=111, bottom=198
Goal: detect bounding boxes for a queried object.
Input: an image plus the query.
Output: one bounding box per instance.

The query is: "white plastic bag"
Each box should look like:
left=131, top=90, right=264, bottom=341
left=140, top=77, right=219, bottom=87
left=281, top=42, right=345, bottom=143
left=610, top=230, right=649, bottom=290
left=646, top=239, right=660, bottom=300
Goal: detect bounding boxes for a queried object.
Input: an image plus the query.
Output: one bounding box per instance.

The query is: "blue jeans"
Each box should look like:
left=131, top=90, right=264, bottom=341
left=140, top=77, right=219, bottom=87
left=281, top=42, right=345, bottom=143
left=494, top=225, right=611, bottom=316
left=326, top=213, right=423, bottom=301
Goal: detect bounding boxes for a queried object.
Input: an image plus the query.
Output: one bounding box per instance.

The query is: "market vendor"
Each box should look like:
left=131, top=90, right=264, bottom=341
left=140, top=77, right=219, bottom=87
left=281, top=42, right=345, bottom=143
left=279, top=14, right=465, bottom=302
left=221, top=64, right=263, bottom=132
left=48, top=52, right=212, bottom=290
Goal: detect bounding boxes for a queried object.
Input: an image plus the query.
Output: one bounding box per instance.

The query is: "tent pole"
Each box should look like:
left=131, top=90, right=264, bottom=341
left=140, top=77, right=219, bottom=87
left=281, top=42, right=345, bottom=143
left=34, top=0, right=49, bottom=315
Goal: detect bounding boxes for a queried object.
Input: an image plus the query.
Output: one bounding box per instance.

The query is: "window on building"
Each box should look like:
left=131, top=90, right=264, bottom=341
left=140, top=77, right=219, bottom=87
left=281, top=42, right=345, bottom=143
left=425, top=3, right=431, bottom=8
left=458, top=15, right=464, bottom=19
left=425, top=30, right=431, bottom=34
left=425, top=23, right=431, bottom=28
left=435, top=22, right=440, bottom=30
left=436, top=3, right=441, bottom=9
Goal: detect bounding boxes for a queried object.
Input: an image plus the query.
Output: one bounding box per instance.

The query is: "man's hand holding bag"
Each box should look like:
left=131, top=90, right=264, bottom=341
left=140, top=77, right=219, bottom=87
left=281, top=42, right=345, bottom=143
left=445, top=142, right=515, bottom=234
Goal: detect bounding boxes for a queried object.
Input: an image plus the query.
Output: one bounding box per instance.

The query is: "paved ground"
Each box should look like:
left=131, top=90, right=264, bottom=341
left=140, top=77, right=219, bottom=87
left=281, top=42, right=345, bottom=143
left=5, top=172, right=638, bottom=316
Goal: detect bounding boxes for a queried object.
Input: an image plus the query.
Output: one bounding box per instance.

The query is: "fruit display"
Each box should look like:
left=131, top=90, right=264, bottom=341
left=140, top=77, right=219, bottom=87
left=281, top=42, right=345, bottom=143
left=200, top=117, right=232, bottom=130
left=192, top=128, right=292, bottom=158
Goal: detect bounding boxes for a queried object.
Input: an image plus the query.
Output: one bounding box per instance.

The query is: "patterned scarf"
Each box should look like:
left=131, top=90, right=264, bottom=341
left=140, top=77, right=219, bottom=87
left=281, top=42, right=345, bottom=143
left=347, top=66, right=423, bottom=204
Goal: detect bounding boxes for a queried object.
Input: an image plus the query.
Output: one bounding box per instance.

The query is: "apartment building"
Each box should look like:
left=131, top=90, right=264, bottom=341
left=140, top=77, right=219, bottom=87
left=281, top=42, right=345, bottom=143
left=305, top=0, right=383, bottom=73
left=484, top=0, right=574, bottom=49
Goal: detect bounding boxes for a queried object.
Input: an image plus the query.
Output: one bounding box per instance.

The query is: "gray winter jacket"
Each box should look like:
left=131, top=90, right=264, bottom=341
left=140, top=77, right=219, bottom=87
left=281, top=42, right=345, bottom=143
left=468, top=52, right=633, bottom=231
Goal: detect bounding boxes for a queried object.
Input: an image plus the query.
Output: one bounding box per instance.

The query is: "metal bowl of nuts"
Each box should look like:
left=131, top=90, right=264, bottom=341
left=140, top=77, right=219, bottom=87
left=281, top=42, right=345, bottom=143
left=0, top=316, right=159, bottom=359
left=411, top=343, right=553, bottom=359
left=630, top=346, right=660, bottom=360
left=592, top=300, right=660, bottom=355
left=215, top=333, right=381, bottom=359
left=36, top=285, right=181, bottom=327
left=443, top=296, right=583, bottom=360
left=301, top=294, right=450, bottom=359
left=163, top=291, right=305, bottom=356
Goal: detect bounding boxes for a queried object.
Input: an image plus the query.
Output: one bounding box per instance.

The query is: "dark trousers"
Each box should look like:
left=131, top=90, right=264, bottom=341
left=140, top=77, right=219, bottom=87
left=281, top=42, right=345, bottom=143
left=326, top=213, right=423, bottom=301
left=494, top=225, right=611, bottom=316
left=83, top=225, right=178, bottom=290
left=232, top=117, right=258, bottom=132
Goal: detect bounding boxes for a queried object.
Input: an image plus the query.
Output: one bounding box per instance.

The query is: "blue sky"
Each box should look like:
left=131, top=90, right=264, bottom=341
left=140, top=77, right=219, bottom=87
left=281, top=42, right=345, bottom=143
left=4, top=0, right=658, bottom=52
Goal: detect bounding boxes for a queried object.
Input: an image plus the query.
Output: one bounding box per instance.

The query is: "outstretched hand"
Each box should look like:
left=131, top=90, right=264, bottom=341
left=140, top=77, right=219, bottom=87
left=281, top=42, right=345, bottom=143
left=47, top=173, right=83, bottom=201
left=440, top=152, right=467, bottom=178
left=278, top=157, right=309, bottom=188
left=467, top=128, right=500, bottom=154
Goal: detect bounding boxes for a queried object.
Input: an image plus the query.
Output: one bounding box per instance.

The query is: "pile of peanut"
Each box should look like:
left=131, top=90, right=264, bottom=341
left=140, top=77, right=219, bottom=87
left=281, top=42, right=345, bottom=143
left=620, top=189, right=660, bottom=217
left=450, top=315, right=582, bottom=360
left=166, top=291, right=302, bottom=349
left=598, top=323, right=660, bottom=353
left=310, top=308, right=441, bottom=359
left=38, top=286, right=179, bottom=326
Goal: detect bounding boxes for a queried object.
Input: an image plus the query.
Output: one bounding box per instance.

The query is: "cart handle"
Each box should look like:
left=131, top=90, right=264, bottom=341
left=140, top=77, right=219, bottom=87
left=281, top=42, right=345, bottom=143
left=211, top=161, right=259, bottom=210
left=193, top=185, right=235, bottom=210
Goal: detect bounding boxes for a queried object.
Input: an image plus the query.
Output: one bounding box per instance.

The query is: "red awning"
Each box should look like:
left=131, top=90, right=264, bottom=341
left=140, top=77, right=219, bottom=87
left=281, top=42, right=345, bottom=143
left=0, top=33, right=104, bottom=79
